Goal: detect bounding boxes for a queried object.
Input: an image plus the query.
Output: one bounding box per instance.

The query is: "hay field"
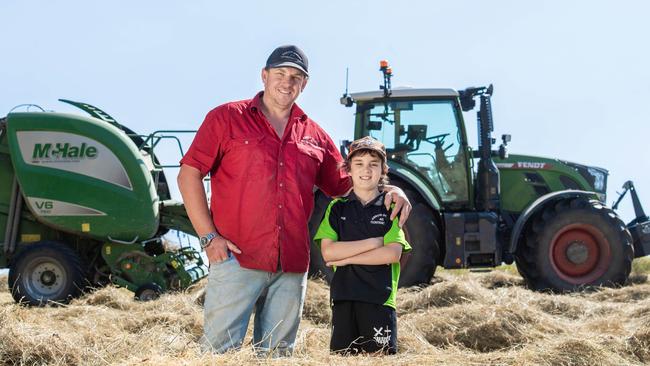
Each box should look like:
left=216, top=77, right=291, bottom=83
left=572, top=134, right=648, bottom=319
left=1, top=259, right=650, bottom=366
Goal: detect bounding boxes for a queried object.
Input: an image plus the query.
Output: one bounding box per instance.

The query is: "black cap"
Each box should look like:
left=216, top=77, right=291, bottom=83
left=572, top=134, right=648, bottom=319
left=265, top=45, right=309, bottom=76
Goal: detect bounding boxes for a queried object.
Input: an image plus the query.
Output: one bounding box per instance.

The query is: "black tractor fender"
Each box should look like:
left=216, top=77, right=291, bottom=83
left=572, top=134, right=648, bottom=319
left=508, top=190, right=598, bottom=254
left=387, top=167, right=441, bottom=212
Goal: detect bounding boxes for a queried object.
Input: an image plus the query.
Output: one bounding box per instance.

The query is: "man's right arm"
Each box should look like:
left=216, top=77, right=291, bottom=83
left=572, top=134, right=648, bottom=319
left=177, top=165, right=240, bottom=263
left=177, top=107, right=240, bottom=263
left=177, top=164, right=215, bottom=236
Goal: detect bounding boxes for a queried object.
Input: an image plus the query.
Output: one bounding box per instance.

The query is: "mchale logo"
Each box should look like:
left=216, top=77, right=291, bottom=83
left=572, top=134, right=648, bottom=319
left=32, top=143, right=98, bottom=160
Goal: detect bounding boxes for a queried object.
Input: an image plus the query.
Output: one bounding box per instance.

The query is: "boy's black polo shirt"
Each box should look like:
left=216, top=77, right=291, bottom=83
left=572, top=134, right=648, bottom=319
left=314, top=192, right=411, bottom=309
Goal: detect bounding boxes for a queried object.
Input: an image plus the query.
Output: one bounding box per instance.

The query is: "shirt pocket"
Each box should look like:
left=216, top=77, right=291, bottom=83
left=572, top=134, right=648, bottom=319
left=222, top=135, right=267, bottom=181
left=295, top=142, right=325, bottom=182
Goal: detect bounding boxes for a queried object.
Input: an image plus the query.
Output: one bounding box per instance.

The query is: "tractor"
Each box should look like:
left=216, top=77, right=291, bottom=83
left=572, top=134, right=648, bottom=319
left=308, top=61, right=650, bottom=291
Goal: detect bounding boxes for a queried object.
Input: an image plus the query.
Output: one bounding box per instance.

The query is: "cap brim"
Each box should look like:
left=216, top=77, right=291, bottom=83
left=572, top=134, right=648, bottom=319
left=268, top=62, right=308, bottom=76
left=348, top=147, right=386, bottom=159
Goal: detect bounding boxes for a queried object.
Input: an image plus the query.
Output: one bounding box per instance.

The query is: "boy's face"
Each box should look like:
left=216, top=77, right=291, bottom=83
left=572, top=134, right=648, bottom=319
left=349, top=152, right=383, bottom=191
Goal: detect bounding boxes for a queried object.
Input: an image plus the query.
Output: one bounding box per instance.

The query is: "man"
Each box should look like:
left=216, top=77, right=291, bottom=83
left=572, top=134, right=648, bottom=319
left=177, top=45, right=411, bottom=355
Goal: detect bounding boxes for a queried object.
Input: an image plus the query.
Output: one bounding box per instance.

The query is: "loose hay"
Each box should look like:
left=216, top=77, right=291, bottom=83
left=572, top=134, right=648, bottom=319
left=0, top=270, right=648, bottom=365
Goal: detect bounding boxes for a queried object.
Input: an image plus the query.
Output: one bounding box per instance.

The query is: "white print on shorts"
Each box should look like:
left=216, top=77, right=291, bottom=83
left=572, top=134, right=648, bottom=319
left=373, top=326, right=392, bottom=346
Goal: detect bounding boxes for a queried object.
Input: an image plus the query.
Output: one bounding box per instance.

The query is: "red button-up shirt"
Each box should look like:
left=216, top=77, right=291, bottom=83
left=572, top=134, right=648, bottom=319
left=180, top=92, right=351, bottom=273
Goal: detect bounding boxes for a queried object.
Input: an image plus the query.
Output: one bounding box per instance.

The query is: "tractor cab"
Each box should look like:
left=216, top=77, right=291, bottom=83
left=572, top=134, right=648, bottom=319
left=348, top=88, right=473, bottom=207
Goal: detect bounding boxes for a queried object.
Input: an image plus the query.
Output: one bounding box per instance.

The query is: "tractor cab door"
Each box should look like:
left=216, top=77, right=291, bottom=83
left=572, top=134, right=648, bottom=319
left=361, top=98, right=471, bottom=205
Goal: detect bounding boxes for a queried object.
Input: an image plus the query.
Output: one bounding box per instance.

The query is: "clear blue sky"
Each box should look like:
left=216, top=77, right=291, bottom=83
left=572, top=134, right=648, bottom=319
left=1, top=1, right=649, bottom=222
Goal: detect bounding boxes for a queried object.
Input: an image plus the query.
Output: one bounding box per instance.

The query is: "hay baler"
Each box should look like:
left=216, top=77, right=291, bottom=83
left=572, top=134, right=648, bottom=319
left=0, top=100, right=207, bottom=305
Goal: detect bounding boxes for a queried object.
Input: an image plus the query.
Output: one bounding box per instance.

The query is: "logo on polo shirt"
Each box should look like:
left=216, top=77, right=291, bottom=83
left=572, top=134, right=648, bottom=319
left=370, top=213, right=387, bottom=225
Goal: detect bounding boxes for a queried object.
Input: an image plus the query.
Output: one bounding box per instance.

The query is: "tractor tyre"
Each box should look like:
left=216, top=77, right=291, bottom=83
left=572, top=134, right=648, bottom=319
left=397, top=198, right=441, bottom=287
left=8, top=241, right=86, bottom=306
left=135, top=282, right=163, bottom=301
left=515, top=197, right=633, bottom=292
left=308, top=190, right=334, bottom=283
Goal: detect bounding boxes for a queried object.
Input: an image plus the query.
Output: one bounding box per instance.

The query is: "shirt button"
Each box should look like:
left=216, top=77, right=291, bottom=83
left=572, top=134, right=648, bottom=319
left=244, top=140, right=249, bottom=144
left=279, top=162, right=284, bottom=167
left=278, top=204, right=283, bottom=209
left=279, top=183, right=284, bottom=188
left=278, top=226, right=282, bottom=230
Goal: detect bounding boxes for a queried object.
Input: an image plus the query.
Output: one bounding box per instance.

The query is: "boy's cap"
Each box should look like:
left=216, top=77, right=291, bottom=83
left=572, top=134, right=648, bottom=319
left=348, top=136, right=386, bottom=160
left=265, top=45, right=309, bottom=76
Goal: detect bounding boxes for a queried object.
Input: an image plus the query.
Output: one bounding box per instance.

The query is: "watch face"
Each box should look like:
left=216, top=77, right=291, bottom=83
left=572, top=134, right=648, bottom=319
left=200, top=233, right=216, bottom=248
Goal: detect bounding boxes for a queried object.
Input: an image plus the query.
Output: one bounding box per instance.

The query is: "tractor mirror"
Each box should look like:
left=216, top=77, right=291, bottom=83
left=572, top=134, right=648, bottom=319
left=459, top=95, right=476, bottom=112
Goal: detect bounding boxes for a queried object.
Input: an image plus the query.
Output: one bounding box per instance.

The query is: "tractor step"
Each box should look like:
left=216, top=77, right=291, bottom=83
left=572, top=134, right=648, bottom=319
left=629, top=220, right=650, bottom=257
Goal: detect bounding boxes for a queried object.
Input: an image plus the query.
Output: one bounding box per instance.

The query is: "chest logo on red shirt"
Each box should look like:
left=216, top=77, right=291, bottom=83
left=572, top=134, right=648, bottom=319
left=301, top=136, right=320, bottom=148
left=370, top=213, right=387, bottom=225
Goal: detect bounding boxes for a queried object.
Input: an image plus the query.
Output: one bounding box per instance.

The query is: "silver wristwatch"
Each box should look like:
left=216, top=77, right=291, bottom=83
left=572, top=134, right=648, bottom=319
left=199, top=232, right=218, bottom=248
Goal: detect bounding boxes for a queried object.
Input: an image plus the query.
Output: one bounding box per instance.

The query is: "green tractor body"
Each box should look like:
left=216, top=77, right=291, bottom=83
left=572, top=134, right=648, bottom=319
left=309, top=65, right=650, bottom=291
left=0, top=101, right=207, bottom=305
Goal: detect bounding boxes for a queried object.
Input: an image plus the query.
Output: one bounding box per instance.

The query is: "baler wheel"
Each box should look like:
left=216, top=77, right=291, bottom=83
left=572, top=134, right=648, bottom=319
left=8, top=241, right=86, bottom=306
left=135, top=282, right=163, bottom=301
left=515, top=197, right=633, bottom=291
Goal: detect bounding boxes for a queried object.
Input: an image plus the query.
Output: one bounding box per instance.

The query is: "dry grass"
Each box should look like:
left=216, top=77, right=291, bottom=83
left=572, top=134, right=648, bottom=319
left=1, top=263, right=650, bottom=366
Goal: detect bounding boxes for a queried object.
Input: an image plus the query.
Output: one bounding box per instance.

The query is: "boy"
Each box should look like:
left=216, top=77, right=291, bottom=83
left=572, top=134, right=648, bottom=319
left=314, top=136, right=411, bottom=355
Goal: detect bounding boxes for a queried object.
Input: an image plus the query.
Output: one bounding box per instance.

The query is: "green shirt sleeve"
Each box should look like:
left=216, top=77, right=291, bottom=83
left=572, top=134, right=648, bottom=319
left=313, top=199, right=340, bottom=248
left=384, top=215, right=411, bottom=252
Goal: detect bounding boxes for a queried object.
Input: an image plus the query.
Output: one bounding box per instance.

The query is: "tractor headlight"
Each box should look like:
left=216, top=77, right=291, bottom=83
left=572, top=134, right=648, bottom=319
left=587, top=167, right=606, bottom=191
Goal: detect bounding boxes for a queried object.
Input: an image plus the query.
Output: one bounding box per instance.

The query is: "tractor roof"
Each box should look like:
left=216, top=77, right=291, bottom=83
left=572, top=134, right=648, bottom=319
left=350, top=88, right=458, bottom=102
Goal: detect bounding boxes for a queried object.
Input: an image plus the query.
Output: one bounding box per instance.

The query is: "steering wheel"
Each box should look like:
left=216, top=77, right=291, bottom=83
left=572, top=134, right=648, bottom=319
left=424, top=133, right=454, bottom=152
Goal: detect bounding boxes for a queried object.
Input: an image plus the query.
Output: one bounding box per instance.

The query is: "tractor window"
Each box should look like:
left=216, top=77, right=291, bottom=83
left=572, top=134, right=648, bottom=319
left=362, top=99, right=469, bottom=203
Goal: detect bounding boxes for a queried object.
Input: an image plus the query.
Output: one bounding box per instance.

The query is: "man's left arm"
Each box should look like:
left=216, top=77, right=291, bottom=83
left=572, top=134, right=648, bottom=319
left=314, top=133, right=352, bottom=197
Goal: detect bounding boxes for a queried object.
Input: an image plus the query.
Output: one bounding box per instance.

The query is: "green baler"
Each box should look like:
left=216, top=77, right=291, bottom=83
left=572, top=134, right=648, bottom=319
left=0, top=100, right=207, bottom=305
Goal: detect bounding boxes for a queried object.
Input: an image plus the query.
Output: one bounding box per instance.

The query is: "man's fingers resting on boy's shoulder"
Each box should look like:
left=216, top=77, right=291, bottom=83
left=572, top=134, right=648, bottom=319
left=384, top=190, right=412, bottom=227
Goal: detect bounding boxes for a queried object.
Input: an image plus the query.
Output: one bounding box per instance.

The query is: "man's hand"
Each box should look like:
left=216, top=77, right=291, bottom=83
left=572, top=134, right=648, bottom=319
left=383, top=186, right=412, bottom=227
left=205, top=236, right=241, bottom=264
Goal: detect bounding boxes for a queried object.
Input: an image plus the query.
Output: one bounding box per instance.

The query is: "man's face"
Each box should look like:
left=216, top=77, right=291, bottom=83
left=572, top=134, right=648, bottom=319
left=349, top=152, right=383, bottom=191
left=261, top=66, right=308, bottom=110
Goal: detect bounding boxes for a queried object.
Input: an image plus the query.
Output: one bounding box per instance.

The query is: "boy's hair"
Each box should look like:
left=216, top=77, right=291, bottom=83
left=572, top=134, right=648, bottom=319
left=341, top=136, right=389, bottom=186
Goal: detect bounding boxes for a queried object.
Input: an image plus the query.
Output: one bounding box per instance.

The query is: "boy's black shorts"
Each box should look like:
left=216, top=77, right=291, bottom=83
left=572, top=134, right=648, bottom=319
left=330, top=300, right=397, bottom=355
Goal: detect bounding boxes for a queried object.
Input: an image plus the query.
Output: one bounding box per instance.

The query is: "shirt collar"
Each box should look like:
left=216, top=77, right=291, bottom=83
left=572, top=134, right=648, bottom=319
left=346, top=191, right=385, bottom=207
left=249, top=91, right=308, bottom=122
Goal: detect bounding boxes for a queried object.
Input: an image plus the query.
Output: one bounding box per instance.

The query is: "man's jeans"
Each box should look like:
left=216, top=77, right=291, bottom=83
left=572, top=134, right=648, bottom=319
left=201, top=253, right=308, bottom=354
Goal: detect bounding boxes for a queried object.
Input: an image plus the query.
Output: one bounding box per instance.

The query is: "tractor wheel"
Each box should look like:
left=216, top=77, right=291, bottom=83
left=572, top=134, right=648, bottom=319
left=8, top=241, right=86, bottom=306
left=135, top=283, right=163, bottom=301
left=397, top=197, right=441, bottom=287
left=308, top=190, right=334, bottom=283
left=515, top=197, right=633, bottom=291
